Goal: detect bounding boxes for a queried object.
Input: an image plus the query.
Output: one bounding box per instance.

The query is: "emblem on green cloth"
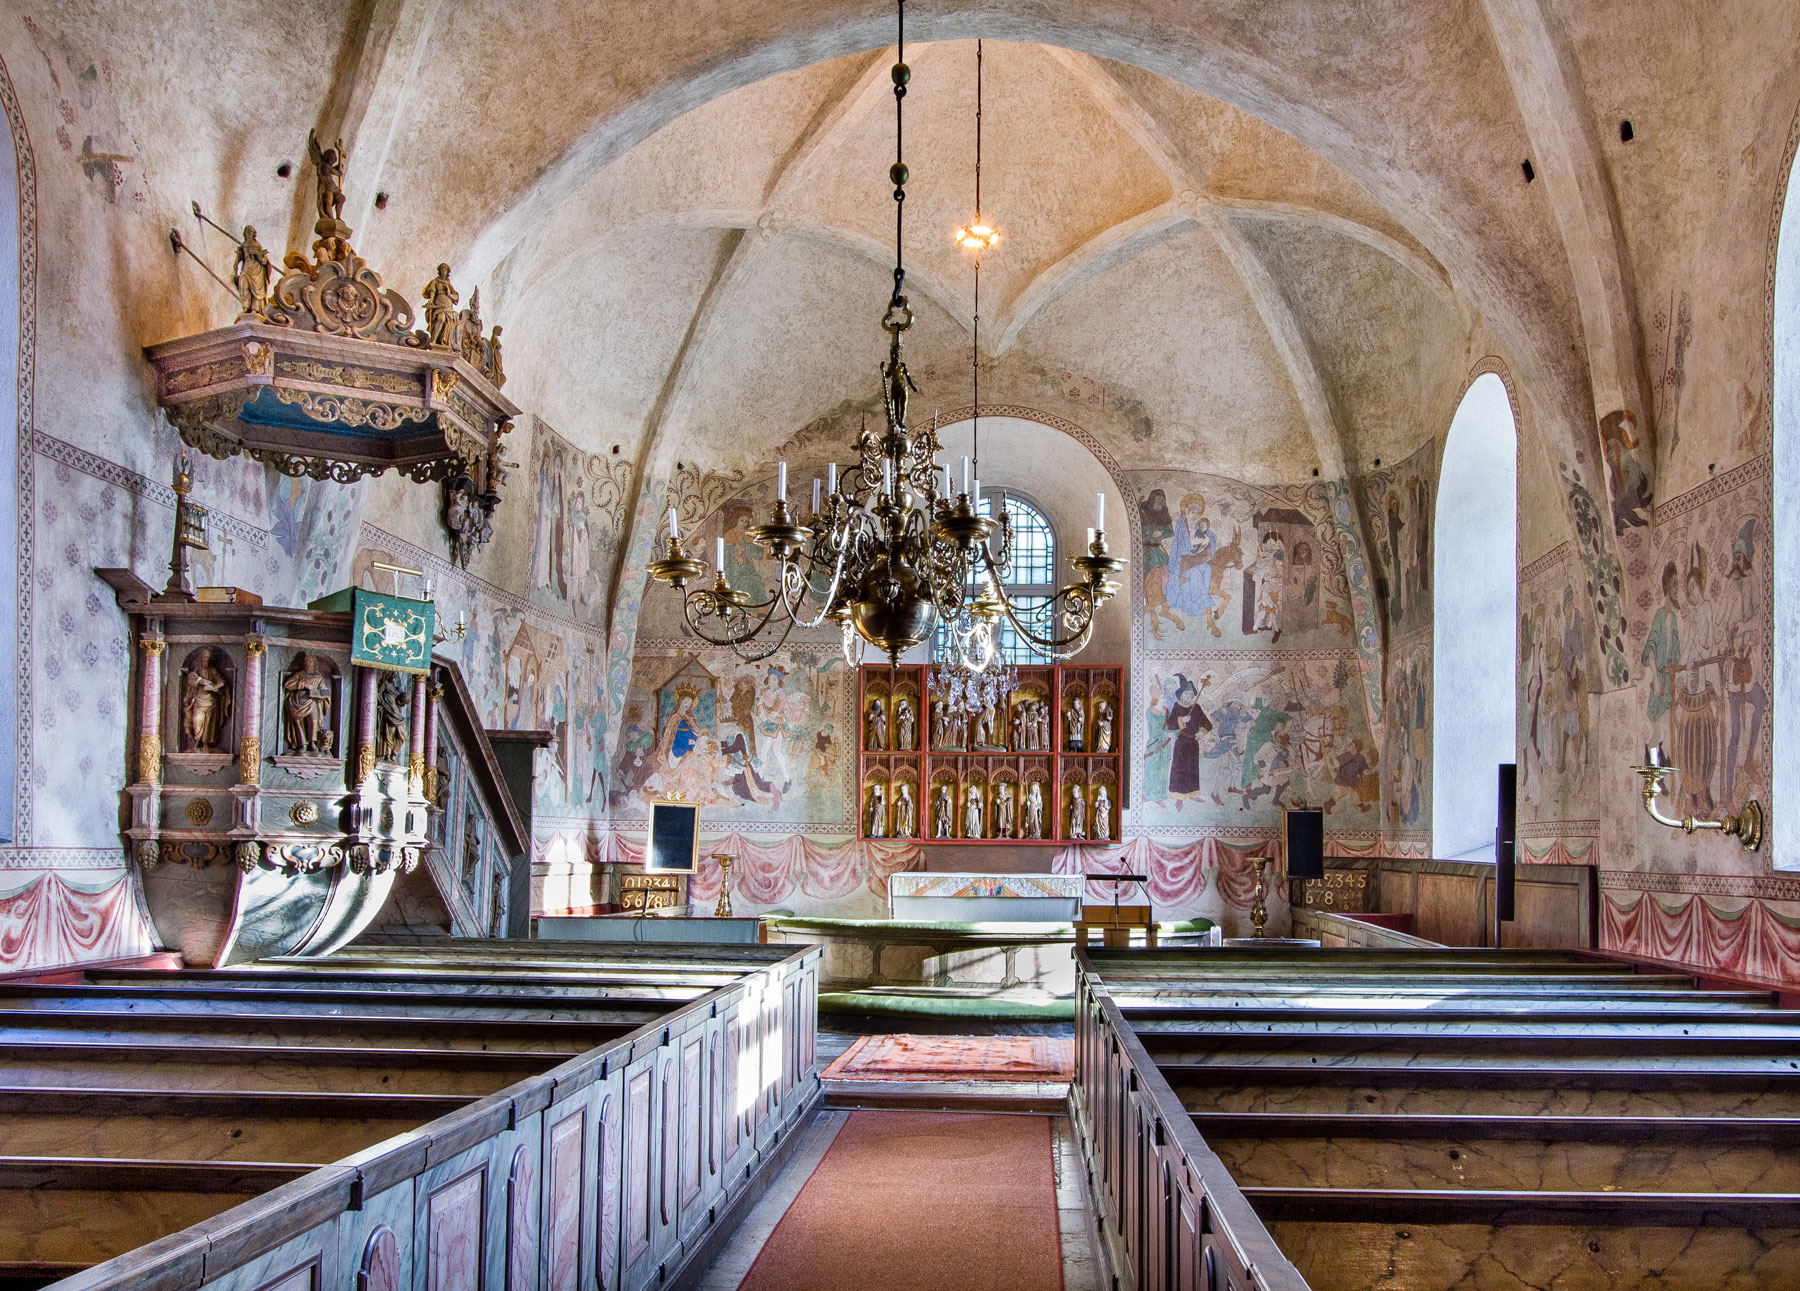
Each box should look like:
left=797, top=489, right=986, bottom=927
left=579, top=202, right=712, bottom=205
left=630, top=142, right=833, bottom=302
left=349, top=589, right=435, bottom=674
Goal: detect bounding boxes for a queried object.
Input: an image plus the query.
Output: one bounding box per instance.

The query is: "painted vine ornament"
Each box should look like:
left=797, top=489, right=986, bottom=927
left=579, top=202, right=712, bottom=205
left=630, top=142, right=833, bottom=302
left=149, top=131, right=518, bottom=566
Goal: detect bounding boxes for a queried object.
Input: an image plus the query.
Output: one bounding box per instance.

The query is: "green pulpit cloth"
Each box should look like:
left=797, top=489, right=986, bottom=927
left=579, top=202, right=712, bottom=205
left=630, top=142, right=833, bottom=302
left=308, top=587, right=436, bottom=674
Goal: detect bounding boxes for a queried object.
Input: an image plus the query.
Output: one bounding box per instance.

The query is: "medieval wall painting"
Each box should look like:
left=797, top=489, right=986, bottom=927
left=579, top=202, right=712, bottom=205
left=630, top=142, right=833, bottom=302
left=1383, top=631, right=1431, bottom=849
left=1357, top=439, right=1435, bottom=639
left=525, top=417, right=633, bottom=614
left=1626, top=473, right=1769, bottom=830
left=1518, top=550, right=1596, bottom=824
left=1134, top=474, right=1357, bottom=652
left=609, top=644, right=849, bottom=827
left=1138, top=652, right=1378, bottom=830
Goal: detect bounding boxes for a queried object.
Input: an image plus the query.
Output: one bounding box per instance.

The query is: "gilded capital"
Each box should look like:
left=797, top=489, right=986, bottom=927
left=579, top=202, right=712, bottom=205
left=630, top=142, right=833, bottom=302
left=244, top=638, right=267, bottom=658
left=141, top=638, right=167, bottom=658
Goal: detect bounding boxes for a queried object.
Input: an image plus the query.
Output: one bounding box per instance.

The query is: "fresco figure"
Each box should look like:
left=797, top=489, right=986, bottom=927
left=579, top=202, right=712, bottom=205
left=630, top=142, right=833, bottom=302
left=1166, top=494, right=1226, bottom=635
left=1164, top=674, right=1213, bottom=809
left=1138, top=489, right=1182, bottom=639
left=1599, top=410, right=1651, bottom=532
left=1247, top=530, right=1285, bottom=639
left=1384, top=490, right=1406, bottom=622
left=1142, top=676, right=1178, bottom=801
left=1641, top=561, right=1682, bottom=727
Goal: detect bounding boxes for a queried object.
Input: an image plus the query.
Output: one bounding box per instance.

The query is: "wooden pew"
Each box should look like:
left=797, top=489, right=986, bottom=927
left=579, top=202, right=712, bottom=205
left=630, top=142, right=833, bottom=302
left=1071, top=947, right=1800, bottom=1291
left=2, top=938, right=822, bottom=1291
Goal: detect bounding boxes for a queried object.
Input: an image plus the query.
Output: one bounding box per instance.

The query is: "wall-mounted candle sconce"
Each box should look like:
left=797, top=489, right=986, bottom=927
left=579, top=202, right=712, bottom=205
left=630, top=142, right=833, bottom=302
left=1632, top=742, right=1763, bottom=851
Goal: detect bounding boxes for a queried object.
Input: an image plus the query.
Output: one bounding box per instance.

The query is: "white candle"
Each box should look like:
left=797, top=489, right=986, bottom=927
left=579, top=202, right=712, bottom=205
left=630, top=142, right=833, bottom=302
left=943, top=463, right=952, bottom=496
left=827, top=462, right=838, bottom=494
left=777, top=461, right=787, bottom=503
left=716, top=536, right=725, bottom=571
left=667, top=507, right=679, bottom=539
left=1096, top=491, right=1105, bottom=531
left=883, top=459, right=893, bottom=493
left=422, top=577, right=433, bottom=600
left=812, top=478, right=821, bottom=513
left=972, top=478, right=980, bottom=504
left=457, top=608, right=466, bottom=628
left=962, top=456, right=970, bottom=496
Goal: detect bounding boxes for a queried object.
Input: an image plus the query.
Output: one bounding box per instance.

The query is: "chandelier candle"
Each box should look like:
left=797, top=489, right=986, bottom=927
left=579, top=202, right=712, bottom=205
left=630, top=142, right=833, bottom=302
left=668, top=507, right=679, bottom=539
left=1096, top=492, right=1105, bottom=530
left=642, top=0, right=1125, bottom=665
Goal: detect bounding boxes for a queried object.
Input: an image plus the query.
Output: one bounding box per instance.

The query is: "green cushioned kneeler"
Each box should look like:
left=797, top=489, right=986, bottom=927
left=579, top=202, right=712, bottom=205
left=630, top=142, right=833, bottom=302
left=818, top=990, right=1078, bottom=1021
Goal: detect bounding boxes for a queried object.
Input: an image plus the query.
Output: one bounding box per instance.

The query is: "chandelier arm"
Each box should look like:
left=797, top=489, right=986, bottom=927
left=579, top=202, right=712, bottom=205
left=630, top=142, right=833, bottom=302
left=676, top=582, right=789, bottom=648
left=976, top=554, right=1099, bottom=659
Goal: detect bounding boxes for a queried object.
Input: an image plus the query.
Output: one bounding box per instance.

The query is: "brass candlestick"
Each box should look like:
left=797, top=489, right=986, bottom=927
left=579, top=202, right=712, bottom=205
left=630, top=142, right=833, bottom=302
left=712, top=854, right=736, bottom=918
left=1632, top=742, right=1763, bottom=851
left=1249, top=856, right=1270, bottom=938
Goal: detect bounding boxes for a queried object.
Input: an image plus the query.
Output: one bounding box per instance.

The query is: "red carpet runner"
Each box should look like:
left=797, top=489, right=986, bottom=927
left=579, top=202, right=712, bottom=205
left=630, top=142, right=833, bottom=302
left=737, top=1111, right=1065, bottom=1291
left=821, top=1033, right=1074, bottom=1083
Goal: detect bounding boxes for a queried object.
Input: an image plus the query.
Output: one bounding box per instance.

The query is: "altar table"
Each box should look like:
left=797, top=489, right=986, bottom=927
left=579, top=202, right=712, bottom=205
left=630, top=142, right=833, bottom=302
left=887, top=871, right=1085, bottom=922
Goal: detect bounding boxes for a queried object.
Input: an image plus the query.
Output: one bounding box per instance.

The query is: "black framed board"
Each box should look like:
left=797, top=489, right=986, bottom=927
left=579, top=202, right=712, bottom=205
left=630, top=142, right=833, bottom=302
left=645, top=799, right=700, bottom=873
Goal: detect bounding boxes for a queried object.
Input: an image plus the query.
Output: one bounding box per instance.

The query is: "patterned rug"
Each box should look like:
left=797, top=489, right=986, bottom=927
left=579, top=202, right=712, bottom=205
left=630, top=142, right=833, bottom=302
left=822, top=1033, right=1073, bottom=1083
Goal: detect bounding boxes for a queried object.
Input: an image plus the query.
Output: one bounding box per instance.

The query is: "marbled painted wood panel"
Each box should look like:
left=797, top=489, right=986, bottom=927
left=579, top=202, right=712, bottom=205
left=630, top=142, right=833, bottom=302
left=506, top=1143, right=537, bottom=1291
left=0, top=1010, right=622, bottom=1052
left=620, top=1061, right=654, bottom=1284
left=544, top=1104, right=584, bottom=1291
left=1269, top=1220, right=1800, bottom=1291
left=422, top=1165, right=485, bottom=1291
left=0, top=1045, right=552, bottom=1093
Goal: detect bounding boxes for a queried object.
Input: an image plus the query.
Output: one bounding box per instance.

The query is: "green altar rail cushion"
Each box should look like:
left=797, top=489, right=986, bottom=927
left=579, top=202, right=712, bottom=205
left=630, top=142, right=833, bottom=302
left=817, top=989, right=1079, bottom=1021
left=762, top=915, right=1215, bottom=937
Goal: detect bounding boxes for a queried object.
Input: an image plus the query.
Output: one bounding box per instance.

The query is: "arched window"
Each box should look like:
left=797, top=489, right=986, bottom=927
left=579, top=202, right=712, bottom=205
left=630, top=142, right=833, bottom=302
left=1773, top=145, right=1800, bottom=869
left=934, top=489, right=1057, bottom=666
left=1432, top=373, right=1518, bottom=860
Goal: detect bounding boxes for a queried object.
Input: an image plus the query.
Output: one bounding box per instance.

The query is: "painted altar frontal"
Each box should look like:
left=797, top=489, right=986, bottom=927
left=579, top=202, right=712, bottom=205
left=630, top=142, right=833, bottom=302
left=888, top=872, right=1085, bottom=922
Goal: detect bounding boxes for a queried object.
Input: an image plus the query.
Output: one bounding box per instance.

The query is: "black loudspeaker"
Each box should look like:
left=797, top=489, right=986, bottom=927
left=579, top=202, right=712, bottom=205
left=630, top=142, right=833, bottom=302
left=1495, top=763, right=1517, bottom=923
left=1285, top=808, right=1325, bottom=880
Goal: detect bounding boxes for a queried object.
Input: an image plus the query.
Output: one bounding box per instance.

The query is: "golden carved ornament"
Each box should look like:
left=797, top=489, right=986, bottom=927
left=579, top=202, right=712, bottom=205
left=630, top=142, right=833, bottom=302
left=422, top=764, right=439, bottom=802
left=356, top=744, right=375, bottom=787
left=239, top=735, right=262, bottom=785
left=244, top=638, right=267, bottom=657
left=141, top=638, right=167, bottom=657
left=242, top=340, right=273, bottom=377
left=139, top=733, right=163, bottom=785
left=408, top=753, right=426, bottom=796
left=184, top=798, right=214, bottom=826
left=289, top=800, right=321, bottom=827
left=273, top=387, right=429, bottom=431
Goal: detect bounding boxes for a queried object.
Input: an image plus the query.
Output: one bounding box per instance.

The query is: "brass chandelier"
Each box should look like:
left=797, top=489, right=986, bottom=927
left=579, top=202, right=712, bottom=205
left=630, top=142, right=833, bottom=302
left=647, top=2, right=1125, bottom=665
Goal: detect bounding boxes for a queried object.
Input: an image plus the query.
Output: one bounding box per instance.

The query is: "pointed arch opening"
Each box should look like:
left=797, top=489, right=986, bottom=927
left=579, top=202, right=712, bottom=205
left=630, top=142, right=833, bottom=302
left=1432, top=372, right=1517, bottom=860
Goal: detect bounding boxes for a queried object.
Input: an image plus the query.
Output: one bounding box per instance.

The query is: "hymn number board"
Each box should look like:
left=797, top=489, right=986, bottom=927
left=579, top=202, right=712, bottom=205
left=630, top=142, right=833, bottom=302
left=856, top=663, right=1123, bottom=844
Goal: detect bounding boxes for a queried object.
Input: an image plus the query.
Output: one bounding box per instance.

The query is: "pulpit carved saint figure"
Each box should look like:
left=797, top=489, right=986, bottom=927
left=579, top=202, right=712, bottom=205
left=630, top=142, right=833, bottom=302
left=180, top=649, right=232, bottom=752
left=423, top=264, right=460, bottom=348
left=282, top=653, right=335, bottom=755
left=375, top=671, right=411, bottom=762
left=233, top=226, right=272, bottom=318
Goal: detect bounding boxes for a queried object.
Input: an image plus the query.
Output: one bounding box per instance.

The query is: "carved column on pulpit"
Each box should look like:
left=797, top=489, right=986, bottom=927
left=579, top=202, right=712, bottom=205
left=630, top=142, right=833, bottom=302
left=239, top=638, right=265, bottom=785
left=423, top=681, right=443, bottom=802
left=354, top=665, right=378, bottom=788
left=137, top=636, right=166, bottom=786
left=408, top=674, right=428, bottom=798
